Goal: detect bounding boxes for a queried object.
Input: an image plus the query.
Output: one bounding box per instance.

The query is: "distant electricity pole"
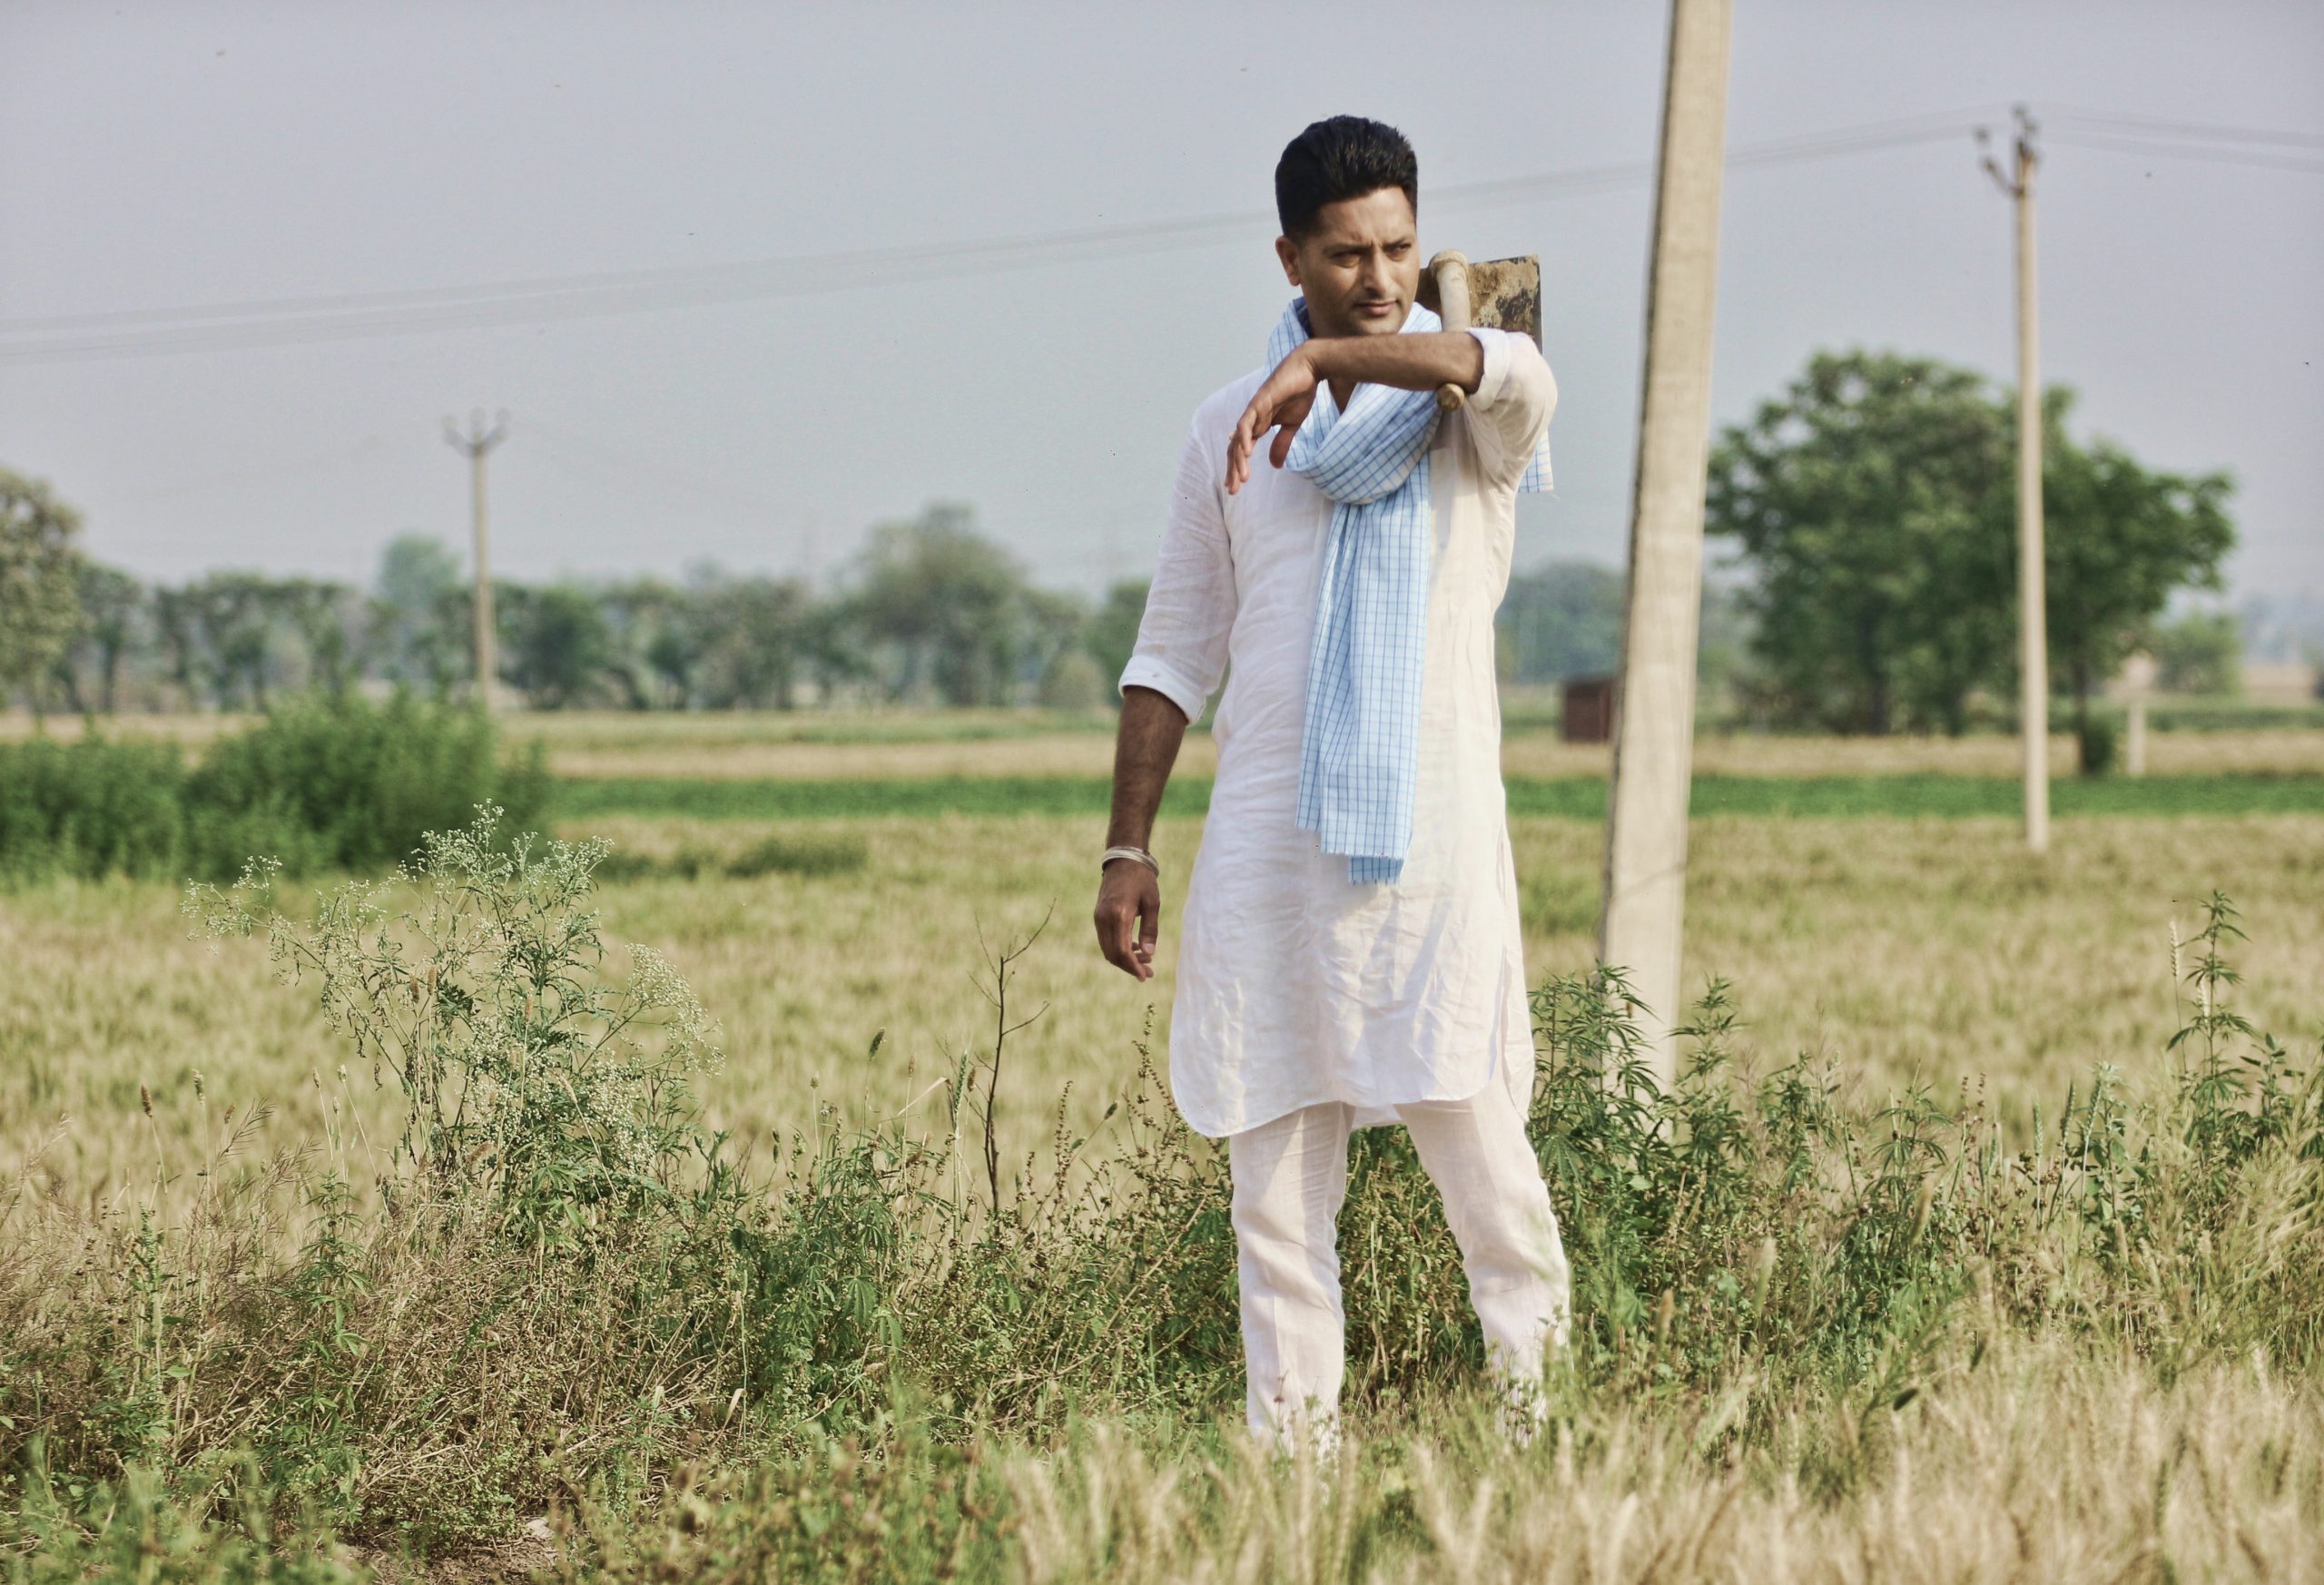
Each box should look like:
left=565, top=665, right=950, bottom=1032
left=1599, top=0, right=1733, bottom=1092
left=443, top=409, right=510, bottom=711
left=1982, top=108, right=2050, bottom=854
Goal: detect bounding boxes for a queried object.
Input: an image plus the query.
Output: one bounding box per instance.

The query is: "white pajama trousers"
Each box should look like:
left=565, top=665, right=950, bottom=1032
left=1227, top=1076, right=1571, bottom=1442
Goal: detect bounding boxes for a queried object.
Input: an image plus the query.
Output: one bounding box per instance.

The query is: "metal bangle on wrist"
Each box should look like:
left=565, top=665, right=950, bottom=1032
left=1100, top=845, right=1160, bottom=877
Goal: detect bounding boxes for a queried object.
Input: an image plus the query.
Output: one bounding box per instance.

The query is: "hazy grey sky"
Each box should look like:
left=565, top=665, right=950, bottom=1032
left=3, top=1, right=2318, bottom=605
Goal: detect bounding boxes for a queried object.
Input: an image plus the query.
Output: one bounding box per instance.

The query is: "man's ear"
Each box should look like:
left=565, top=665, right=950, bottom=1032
left=1274, top=234, right=1301, bottom=287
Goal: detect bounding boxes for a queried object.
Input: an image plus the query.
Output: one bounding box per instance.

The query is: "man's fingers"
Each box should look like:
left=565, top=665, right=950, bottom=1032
left=1094, top=901, right=1129, bottom=974
left=1094, top=888, right=1152, bottom=980
left=1134, top=880, right=1161, bottom=979
left=1115, top=903, right=1138, bottom=972
left=1269, top=424, right=1296, bottom=469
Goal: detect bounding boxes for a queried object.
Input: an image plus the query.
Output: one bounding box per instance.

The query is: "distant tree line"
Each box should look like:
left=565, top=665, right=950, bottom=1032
left=1, top=481, right=1658, bottom=721
left=0, top=496, right=1163, bottom=716
left=0, top=349, right=2265, bottom=733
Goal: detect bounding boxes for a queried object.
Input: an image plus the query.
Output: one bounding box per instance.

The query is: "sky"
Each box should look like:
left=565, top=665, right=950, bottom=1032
left=2, top=1, right=2319, bottom=608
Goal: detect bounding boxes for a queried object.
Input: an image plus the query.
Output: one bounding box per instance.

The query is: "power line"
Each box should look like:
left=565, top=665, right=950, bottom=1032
left=21, top=100, right=2313, bottom=368
left=2, top=105, right=2006, bottom=340
left=0, top=109, right=2007, bottom=366
left=2042, top=105, right=2324, bottom=150
left=2047, top=131, right=2324, bottom=175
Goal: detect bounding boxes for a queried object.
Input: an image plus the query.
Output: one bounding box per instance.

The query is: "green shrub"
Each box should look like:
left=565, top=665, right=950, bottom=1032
left=0, top=694, right=549, bottom=883
left=2077, top=712, right=2119, bottom=776
left=184, top=694, right=549, bottom=878
left=0, top=735, right=187, bottom=881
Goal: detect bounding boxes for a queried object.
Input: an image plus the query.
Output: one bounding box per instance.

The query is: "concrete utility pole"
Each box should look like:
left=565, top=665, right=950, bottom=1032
left=443, top=409, right=509, bottom=711
left=1599, top=0, right=1733, bottom=1092
left=1983, top=108, right=2050, bottom=854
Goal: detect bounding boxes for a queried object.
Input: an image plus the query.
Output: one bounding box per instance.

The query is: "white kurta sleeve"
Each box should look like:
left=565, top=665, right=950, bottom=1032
left=1461, top=327, right=1556, bottom=493
left=1119, top=422, right=1236, bottom=724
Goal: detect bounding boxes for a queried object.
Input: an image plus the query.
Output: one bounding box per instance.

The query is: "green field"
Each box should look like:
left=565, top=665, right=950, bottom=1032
left=556, top=768, right=2324, bottom=822
left=3, top=715, right=2321, bottom=1580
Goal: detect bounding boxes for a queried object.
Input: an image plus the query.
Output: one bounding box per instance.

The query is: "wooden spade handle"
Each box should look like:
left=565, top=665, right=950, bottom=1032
left=1427, top=250, right=1472, bottom=412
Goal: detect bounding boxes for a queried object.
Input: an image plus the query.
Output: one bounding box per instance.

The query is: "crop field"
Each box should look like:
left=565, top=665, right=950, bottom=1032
left=2, top=711, right=2321, bottom=1580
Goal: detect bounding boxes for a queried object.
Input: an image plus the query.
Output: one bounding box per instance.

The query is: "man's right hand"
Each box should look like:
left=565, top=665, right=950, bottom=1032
left=1094, top=858, right=1161, bottom=981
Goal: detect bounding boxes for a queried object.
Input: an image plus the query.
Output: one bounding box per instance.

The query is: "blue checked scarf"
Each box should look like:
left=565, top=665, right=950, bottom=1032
left=1270, top=296, right=1551, bottom=885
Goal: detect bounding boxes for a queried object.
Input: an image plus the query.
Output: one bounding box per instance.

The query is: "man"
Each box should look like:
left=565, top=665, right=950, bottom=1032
left=1091, top=115, right=1571, bottom=1443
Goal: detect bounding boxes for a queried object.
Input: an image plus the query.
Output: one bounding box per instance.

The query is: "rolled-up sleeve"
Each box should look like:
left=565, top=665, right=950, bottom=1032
left=1462, top=327, right=1556, bottom=492
left=1118, top=422, right=1236, bottom=724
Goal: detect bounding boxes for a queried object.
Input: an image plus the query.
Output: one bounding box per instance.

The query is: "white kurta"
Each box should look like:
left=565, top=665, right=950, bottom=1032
left=1122, top=328, right=1556, bottom=1139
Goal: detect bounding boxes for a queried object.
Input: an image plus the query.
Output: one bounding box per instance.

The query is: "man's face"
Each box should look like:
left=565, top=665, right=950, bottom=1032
left=1275, top=186, right=1420, bottom=340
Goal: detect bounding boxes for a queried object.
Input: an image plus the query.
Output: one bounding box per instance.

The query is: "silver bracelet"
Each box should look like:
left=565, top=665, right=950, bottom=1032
left=1100, top=845, right=1160, bottom=876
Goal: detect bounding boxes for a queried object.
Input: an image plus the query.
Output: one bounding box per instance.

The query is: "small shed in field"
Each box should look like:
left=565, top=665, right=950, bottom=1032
left=1561, top=675, right=1615, bottom=743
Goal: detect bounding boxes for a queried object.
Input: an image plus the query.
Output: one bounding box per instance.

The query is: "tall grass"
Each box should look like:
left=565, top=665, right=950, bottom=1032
left=0, top=694, right=548, bottom=883
left=1, top=812, right=2318, bottom=1575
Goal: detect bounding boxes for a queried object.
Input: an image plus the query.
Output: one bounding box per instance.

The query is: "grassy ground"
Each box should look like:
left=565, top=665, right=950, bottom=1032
left=4, top=721, right=2322, bottom=1580
left=7, top=809, right=2317, bottom=1207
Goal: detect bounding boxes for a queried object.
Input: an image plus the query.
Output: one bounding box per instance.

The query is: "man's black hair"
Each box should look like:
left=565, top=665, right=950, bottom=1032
left=1274, top=116, right=1419, bottom=241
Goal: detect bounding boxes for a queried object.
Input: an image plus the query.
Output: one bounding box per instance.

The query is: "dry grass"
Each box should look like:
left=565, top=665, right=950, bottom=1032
left=5, top=797, right=2321, bottom=1581
left=7, top=812, right=2318, bottom=1207
left=996, top=1341, right=2324, bottom=1584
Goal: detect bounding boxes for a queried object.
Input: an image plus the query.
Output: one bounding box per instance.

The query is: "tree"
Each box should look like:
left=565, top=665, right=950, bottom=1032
left=851, top=504, right=1033, bottom=706
left=2042, top=404, right=2233, bottom=756
left=1021, top=586, right=1092, bottom=695
left=55, top=560, right=144, bottom=714
left=694, top=576, right=812, bottom=709
left=277, top=577, right=367, bottom=697
left=1497, top=560, right=1627, bottom=684
left=1038, top=648, right=1108, bottom=709
left=505, top=583, right=613, bottom=709
left=596, top=576, right=693, bottom=710
left=0, top=469, right=87, bottom=713
left=2154, top=610, right=2241, bottom=695
left=1082, top=578, right=1150, bottom=697
left=186, top=572, right=289, bottom=711
left=1710, top=350, right=2235, bottom=744
left=375, top=535, right=464, bottom=692
left=150, top=585, right=205, bottom=709
left=1708, top=351, right=2014, bottom=734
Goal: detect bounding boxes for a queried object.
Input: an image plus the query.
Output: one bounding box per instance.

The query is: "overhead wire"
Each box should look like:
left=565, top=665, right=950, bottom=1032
left=0, top=109, right=2007, bottom=366
left=2044, top=132, right=2324, bottom=175
left=2, top=105, right=2011, bottom=336
left=2040, top=104, right=2324, bottom=150
left=7, top=101, right=2313, bottom=368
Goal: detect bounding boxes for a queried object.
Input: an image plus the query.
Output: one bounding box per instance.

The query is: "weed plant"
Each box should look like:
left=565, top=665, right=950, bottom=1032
left=0, top=814, right=2318, bottom=1574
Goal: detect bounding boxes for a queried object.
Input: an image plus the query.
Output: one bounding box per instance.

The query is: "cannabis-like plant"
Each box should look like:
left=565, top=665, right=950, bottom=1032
left=186, top=807, right=722, bottom=1244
